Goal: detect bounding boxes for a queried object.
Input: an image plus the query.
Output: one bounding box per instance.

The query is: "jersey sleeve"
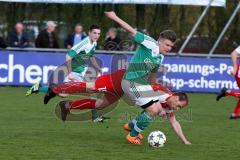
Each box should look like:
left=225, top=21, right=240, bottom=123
left=88, top=44, right=96, bottom=57
left=235, top=46, right=240, bottom=54
left=152, top=83, right=172, bottom=94
left=134, top=32, right=159, bottom=51
left=68, top=49, right=77, bottom=58
left=67, top=39, right=88, bottom=58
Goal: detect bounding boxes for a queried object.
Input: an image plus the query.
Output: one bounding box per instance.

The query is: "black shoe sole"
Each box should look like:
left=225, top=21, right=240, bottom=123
left=216, top=87, right=227, bottom=101
left=59, top=101, right=70, bottom=122
left=44, top=84, right=57, bottom=104
left=229, top=115, right=240, bottom=119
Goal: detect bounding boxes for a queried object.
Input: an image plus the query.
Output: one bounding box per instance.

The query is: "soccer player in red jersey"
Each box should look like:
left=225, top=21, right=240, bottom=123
left=44, top=69, right=191, bottom=145
left=217, top=46, right=240, bottom=119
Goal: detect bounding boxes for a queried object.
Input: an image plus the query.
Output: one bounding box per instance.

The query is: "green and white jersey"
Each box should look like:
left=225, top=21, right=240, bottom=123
left=67, top=36, right=97, bottom=73
left=124, top=32, right=164, bottom=84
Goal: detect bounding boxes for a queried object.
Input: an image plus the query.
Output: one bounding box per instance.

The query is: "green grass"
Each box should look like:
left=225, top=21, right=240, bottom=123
left=1, top=86, right=240, bottom=159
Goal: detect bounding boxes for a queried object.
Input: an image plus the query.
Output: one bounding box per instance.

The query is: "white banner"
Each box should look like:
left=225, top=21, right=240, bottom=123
left=0, top=0, right=226, bottom=6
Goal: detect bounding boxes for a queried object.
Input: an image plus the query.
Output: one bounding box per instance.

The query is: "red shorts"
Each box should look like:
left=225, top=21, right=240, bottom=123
left=95, top=69, right=125, bottom=97
left=235, top=65, right=240, bottom=87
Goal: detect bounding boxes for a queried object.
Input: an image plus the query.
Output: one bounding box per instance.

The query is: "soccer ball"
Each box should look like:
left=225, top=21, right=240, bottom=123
left=148, top=131, right=166, bottom=148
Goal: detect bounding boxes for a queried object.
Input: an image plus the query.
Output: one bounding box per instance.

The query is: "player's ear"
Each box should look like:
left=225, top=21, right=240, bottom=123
left=158, top=38, right=164, bottom=43
left=180, top=100, right=187, bottom=109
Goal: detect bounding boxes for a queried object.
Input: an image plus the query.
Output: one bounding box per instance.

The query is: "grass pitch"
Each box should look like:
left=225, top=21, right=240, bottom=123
left=1, top=87, right=240, bottom=159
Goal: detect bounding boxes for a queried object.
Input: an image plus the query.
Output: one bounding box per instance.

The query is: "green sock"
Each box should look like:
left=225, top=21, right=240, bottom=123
left=128, top=121, right=134, bottom=130
left=91, top=109, right=99, bottom=120
left=39, top=86, right=49, bottom=93
left=129, top=111, right=153, bottom=137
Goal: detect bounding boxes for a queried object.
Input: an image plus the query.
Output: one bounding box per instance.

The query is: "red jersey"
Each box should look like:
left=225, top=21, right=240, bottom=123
left=159, top=93, right=174, bottom=118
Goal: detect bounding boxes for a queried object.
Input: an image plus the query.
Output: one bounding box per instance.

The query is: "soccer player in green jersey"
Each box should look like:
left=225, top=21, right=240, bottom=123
left=65, top=24, right=102, bottom=83
left=26, top=24, right=106, bottom=122
left=105, top=11, right=178, bottom=145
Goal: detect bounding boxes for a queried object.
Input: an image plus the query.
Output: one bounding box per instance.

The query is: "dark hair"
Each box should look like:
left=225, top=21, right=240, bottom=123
left=159, top=30, right=177, bottom=43
left=89, top=24, right=101, bottom=31
left=173, top=92, right=188, bottom=105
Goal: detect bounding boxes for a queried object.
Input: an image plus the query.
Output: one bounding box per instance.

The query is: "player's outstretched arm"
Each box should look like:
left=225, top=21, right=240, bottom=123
left=231, top=50, right=238, bottom=76
left=168, top=115, right=191, bottom=145
left=66, top=54, right=72, bottom=73
left=105, top=11, right=136, bottom=37
left=90, top=57, right=102, bottom=74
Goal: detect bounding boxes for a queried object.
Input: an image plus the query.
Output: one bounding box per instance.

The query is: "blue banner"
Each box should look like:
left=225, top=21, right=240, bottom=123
left=0, top=50, right=237, bottom=93
left=162, top=57, right=237, bottom=92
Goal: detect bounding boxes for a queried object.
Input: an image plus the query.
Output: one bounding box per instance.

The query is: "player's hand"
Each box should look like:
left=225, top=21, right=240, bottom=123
left=184, top=140, right=191, bottom=145
left=105, top=11, right=117, bottom=19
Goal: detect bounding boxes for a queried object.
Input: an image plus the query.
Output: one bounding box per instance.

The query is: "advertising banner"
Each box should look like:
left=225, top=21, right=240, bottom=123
left=0, top=50, right=236, bottom=93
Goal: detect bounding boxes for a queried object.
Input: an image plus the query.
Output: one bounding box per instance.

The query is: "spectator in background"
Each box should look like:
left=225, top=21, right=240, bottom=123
left=0, top=36, right=7, bottom=49
left=35, top=21, right=59, bottom=48
left=9, top=22, right=29, bottom=48
left=64, top=23, right=86, bottom=48
left=104, top=27, right=121, bottom=50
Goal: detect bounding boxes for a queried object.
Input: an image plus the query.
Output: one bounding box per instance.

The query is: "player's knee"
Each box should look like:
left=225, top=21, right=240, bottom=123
left=95, top=99, right=102, bottom=107
left=95, top=99, right=108, bottom=109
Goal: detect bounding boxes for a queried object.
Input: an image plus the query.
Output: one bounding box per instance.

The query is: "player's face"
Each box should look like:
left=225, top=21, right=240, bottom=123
left=167, top=96, right=187, bottom=110
left=89, top=29, right=101, bottom=42
left=159, top=39, right=174, bottom=54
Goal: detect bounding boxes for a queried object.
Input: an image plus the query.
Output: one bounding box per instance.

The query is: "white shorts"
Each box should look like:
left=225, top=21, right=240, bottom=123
left=64, top=71, right=86, bottom=82
left=121, top=79, right=160, bottom=107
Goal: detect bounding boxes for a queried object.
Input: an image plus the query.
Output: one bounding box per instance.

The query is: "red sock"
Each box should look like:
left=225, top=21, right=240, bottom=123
left=226, top=90, right=240, bottom=98
left=68, top=98, right=96, bottom=110
left=53, top=82, right=87, bottom=94
left=233, top=99, right=240, bottom=116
